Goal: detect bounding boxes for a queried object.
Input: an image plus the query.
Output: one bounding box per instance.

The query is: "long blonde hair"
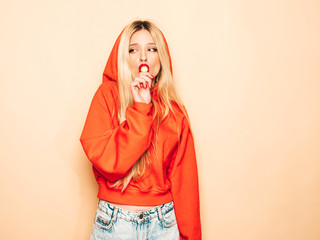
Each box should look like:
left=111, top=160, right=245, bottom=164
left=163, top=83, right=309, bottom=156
left=111, top=20, right=188, bottom=192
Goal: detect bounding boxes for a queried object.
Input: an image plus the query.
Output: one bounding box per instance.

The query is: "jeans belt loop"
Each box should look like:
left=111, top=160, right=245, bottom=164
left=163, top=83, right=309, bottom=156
left=156, top=206, right=163, bottom=221
left=111, top=207, right=118, bottom=222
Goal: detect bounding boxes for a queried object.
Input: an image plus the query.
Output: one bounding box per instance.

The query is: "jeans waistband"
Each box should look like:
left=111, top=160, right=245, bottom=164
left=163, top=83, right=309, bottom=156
left=97, top=199, right=174, bottom=223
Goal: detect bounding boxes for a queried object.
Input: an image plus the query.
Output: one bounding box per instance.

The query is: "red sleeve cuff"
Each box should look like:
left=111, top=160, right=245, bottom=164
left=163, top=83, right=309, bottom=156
left=132, top=101, right=152, bottom=115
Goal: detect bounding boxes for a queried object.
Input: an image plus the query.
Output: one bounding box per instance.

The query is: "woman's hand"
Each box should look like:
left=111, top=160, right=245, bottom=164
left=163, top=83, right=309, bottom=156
left=130, top=72, right=154, bottom=104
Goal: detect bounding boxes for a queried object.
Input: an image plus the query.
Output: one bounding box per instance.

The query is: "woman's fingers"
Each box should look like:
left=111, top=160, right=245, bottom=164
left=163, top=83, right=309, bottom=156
left=130, top=73, right=155, bottom=104
left=132, top=74, right=153, bottom=89
left=140, top=72, right=154, bottom=88
left=130, top=76, right=152, bottom=103
left=139, top=75, right=152, bottom=88
left=131, top=78, right=148, bottom=90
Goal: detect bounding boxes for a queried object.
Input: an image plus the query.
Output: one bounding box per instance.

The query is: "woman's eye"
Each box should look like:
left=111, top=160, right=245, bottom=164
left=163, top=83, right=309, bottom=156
left=129, top=49, right=137, bottom=53
left=148, top=48, right=157, bottom=52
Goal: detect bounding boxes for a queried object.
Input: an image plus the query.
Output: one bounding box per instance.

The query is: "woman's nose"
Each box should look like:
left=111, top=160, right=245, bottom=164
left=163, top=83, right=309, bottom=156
left=140, top=51, right=147, bottom=62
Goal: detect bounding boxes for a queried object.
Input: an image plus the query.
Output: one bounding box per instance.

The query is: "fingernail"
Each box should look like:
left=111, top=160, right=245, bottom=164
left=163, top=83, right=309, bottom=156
left=151, top=74, right=155, bottom=79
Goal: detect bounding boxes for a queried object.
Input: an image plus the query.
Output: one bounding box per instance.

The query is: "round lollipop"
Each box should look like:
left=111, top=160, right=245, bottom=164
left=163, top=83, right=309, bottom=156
left=139, top=64, right=149, bottom=73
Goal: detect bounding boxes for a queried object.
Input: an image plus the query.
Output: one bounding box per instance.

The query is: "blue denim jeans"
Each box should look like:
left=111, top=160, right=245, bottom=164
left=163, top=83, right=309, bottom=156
left=90, top=199, right=180, bottom=240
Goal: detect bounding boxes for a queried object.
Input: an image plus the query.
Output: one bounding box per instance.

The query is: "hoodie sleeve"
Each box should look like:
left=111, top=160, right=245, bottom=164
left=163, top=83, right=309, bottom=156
left=168, top=116, right=202, bottom=240
left=79, top=82, right=154, bottom=182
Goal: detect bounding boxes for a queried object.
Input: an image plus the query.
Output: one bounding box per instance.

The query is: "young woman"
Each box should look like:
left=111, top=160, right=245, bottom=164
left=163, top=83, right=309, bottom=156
left=80, top=20, right=201, bottom=240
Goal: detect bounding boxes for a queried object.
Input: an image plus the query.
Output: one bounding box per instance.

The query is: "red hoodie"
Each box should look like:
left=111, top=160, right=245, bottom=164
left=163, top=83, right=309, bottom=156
left=79, top=28, right=201, bottom=240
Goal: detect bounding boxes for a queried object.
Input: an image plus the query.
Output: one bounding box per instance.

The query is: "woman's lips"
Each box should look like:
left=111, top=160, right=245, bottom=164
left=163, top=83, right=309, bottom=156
left=139, top=64, right=149, bottom=73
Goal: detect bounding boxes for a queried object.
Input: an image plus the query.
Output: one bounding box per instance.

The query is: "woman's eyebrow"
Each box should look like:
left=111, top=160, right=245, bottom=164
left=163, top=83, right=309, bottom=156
left=129, top=42, right=156, bottom=46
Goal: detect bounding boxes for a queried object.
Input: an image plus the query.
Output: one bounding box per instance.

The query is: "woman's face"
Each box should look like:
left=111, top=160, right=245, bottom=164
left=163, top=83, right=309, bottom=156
left=128, top=29, right=161, bottom=79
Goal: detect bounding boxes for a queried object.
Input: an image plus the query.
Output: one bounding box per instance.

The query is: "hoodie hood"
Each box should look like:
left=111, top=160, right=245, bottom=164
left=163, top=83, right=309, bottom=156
left=102, top=26, right=173, bottom=100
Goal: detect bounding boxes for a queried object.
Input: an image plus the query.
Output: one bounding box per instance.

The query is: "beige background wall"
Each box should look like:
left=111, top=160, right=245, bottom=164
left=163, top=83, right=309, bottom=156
left=1, top=0, right=320, bottom=239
